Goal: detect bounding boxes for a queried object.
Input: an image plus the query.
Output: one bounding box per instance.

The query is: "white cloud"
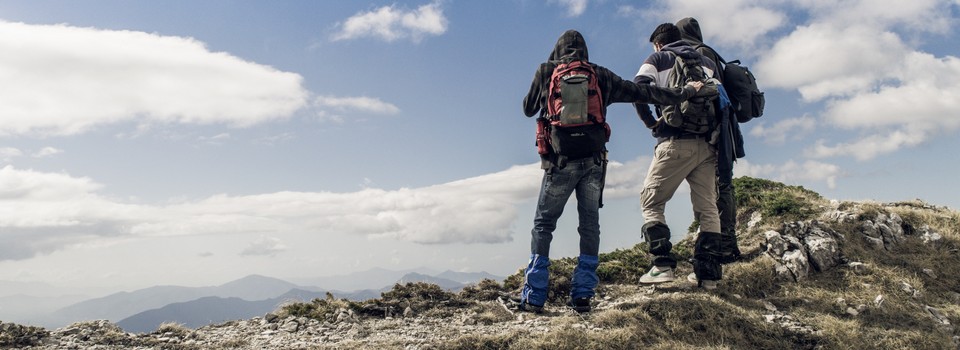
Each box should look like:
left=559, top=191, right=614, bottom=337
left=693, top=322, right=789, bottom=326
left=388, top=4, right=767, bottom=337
left=0, top=147, right=23, bottom=160
left=756, top=23, right=908, bottom=100
left=32, top=147, right=63, bottom=158
left=751, top=0, right=960, bottom=160
left=0, top=21, right=308, bottom=137
left=731, top=159, right=778, bottom=179
left=749, top=116, right=816, bottom=144
left=331, top=2, right=448, bottom=42
left=735, top=159, right=841, bottom=189
left=796, top=0, right=953, bottom=34
left=314, top=96, right=400, bottom=115
left=254, top=133, right=296, bottom=146
left=0, top=155, right=668, bottom=261
left=313, top=95, right=400, bottom=123
left=821, top=53, right=960, bottom=131
left=199, top=133, right=231, bottom=145
left=645, top=0, right=786, bottom=50
left=602, top=156, right=652, bottom=199
left=778, top=160, right=842, bottom=189
left=806, top=129, right=928, bottom=161
left=240, top=235, right=287, bottom=257
left=550, top=0, right=588, bottom=17
left=0, top=163, right=541, bottom=260
left=0, top=147, right=64, bottom=160
left=0, top=166, right=141, bottom=260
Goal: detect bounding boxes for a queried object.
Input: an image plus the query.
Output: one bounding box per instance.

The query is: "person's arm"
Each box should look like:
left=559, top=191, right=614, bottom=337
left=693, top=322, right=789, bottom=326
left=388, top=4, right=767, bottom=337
left=633, top=73, right=658, bottom=128
left=626, top=80, right=698, bottom=105
left=522, top=63, right=550, bottom=117
left=602, top=67, right=695, bottom=105
left=630, top=82, right=702, bottom=129
left=634, top=102, right=658, bottom=129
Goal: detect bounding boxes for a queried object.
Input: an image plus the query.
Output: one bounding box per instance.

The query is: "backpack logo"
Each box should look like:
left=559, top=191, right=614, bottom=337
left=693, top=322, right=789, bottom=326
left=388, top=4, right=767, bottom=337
left=537, top=59, right=609, bottom=159
left=660, top=54, right=719, bottom=134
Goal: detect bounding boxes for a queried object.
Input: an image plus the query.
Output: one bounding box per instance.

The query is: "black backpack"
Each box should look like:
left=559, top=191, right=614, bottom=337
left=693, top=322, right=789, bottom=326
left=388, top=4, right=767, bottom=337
left=696, top=44, right=765, bottom=123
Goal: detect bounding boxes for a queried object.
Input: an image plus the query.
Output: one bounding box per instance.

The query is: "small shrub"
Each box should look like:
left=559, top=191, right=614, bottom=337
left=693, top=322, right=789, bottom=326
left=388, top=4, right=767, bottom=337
left=733, top=176, right=823, bottom=223
left=355, top=282, right=473, bottom=318
left=597, top=244, right=651, bottom=284
left=459, top=278, right=509, bottom=301
left=279, top=293, right=355, bottom=321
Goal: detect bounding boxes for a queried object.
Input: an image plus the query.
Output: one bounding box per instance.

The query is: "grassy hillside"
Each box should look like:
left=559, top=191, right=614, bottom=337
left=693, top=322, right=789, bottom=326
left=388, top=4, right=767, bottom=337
left=3, top=177, right=958, bottom=349
left=263, top=177, right=960, bottom=349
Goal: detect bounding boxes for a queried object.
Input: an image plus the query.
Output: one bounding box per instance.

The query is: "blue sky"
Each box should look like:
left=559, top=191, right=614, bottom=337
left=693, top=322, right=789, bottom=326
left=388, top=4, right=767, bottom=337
left=1, top=0, right=959, bottom=295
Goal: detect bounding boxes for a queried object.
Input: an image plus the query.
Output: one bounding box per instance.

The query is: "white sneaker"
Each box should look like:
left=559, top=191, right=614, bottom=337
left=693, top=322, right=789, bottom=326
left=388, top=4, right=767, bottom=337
left=639, top=266, right=675, bottom=284
left=686, top=273, right=718, bottom=290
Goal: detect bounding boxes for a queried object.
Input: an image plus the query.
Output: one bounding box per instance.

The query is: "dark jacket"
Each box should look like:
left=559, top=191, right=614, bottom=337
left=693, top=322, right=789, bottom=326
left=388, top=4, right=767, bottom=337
left=633, top=40, right=719, bottom=140
left=523, top=30, right=696, bottom=119
left=676, top=17, right=746, bottom=175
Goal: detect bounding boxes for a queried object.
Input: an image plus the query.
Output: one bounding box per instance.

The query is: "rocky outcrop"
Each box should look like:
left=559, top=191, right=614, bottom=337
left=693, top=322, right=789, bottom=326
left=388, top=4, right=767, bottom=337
left=0, top=321, right=48, bottom=348
left=762, top=220, right=842, bottom=282
left=762, top=202, right=947, bottom=283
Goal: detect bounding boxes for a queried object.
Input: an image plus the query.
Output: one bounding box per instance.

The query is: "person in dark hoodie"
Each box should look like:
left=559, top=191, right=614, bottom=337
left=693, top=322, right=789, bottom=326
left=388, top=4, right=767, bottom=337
left=633, top=23, right=724, bottom=289
left=519, top=29, right=702, bottom=313
left=676, top=17, right=746, bottom=265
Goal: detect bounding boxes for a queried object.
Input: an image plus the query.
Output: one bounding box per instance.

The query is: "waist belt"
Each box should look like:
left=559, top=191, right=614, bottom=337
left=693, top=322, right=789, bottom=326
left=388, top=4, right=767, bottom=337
left=657, top=133, right=704, bottom=144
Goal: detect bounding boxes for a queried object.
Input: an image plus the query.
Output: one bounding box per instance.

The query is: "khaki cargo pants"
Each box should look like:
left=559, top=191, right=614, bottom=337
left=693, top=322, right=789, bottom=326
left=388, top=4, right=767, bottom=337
left=641, top=137, right=721, bottom=233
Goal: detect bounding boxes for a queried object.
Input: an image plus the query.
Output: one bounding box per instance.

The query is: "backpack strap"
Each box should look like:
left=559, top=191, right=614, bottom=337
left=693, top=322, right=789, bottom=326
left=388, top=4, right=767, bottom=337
left=692, top=43, right=727, bottom=65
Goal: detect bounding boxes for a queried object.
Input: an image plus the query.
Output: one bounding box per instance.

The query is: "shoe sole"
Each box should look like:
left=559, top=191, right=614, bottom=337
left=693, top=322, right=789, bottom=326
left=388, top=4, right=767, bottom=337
left=639, top=276, right=675, bottom=284
left=518, top=303, right=544, bottom=314
left=686, top=273, right=718, bottom=290
left=639, top=279, right=675, bottom=284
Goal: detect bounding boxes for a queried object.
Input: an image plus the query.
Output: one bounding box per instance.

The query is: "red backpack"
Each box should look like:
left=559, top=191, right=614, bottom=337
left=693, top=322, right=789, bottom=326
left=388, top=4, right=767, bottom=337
left=536, top=60, right=609, bottom=159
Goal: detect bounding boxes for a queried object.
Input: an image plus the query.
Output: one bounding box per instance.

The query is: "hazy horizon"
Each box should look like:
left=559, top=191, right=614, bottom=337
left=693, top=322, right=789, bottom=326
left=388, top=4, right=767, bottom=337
left=2, top=1, right=959, bottom=299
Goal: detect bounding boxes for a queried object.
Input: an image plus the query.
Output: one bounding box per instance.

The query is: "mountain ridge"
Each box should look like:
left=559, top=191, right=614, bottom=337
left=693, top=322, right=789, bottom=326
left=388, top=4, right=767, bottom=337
left=3, top=177, right=958, bottom=349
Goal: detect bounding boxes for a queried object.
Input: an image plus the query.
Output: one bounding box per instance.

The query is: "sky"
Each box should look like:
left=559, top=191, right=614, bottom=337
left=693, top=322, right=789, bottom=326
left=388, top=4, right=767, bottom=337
left=1, top=0, right=959, bottom=296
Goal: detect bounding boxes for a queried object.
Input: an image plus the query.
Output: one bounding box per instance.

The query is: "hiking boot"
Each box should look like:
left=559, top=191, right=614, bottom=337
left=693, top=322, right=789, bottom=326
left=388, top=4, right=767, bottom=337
left=686, top=273, right=718, bottom=290
left=518, top=301, right=544, bottom=314
left=567, top=297, right=591, bottom=313
left=506, top=293, right=544, bottom=314
left=639, top=265, right=675, bottom=284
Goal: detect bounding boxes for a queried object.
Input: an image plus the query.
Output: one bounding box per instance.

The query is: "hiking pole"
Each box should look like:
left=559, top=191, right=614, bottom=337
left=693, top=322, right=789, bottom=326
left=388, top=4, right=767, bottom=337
left=598, top=150, right=608, bottom=208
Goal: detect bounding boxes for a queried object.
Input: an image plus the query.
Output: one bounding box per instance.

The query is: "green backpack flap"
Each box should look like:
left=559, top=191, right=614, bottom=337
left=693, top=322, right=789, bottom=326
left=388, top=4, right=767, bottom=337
left=660, top=53, right=719, bottom=134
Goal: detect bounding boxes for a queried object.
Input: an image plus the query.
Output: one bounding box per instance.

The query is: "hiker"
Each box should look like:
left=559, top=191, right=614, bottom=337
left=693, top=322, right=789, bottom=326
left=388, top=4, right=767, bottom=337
left=518, top=29, right=703, bottom=313
left=633, top=23, right=724, bottom=289
left=677, top=17, right=747, bottom=265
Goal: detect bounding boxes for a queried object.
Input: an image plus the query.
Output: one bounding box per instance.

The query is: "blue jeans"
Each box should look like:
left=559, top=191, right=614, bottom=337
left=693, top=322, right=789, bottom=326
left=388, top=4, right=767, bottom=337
left=522, top=157, right=602, bottom=305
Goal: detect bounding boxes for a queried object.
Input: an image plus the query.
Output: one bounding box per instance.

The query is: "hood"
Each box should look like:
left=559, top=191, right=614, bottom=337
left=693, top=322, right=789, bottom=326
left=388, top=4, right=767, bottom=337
left=549, top=30, right=589, bottom=62
left=661, top=40, right=699, bottom=60
left=676, top=17, right=704, bottom=45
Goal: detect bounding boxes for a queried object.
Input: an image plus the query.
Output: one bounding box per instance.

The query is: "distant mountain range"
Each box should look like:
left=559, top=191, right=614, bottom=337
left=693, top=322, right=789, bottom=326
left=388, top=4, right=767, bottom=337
left=11, top=269, right=502, bottom=332
left=117, top=289, right=333, bottom=333
left=41, top=274, right=301, bottom=328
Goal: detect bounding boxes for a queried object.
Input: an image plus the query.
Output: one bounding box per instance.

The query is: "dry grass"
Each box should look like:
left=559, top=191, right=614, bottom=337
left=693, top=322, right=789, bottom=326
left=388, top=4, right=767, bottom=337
left=272, top=178, right=960, bottom=350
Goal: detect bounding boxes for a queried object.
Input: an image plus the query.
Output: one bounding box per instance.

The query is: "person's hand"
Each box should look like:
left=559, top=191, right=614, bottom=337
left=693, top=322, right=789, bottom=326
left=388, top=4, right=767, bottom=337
left=686, top=81, right=703, bottom=91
